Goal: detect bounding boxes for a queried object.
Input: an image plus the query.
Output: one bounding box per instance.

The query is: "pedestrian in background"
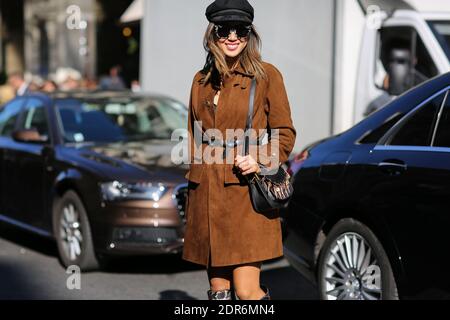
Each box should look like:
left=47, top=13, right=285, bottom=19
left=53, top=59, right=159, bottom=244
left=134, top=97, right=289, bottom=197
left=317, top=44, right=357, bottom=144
left=40, top=80, right=58, bottom=93
left=8, top=71, right=30, bottom=96
left=100, top=65, right=126, bottom=91
left=182, top=0, right=297, bottom=300
left=0, top=71, right=15, bottom=105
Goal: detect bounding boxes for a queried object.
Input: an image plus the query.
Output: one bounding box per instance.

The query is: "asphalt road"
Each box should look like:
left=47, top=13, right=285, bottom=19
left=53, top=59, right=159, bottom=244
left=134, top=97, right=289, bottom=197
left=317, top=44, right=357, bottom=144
left=0, top=222, right=318, bottom=300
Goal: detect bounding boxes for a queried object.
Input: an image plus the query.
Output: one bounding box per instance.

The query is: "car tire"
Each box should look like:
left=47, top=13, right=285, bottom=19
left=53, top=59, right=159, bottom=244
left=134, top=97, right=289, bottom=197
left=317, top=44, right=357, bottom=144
left=317, top=218, right=398, bottom=300
left=53, top=190, right=100, bottom=271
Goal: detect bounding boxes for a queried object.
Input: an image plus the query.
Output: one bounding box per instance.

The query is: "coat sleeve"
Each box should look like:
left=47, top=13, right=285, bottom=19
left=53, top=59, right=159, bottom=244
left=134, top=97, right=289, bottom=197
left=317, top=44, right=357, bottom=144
left=184, top=73, right=201, bottom=182
left=185, top=73, right=201, bottom=179
left=257, top=64, right=297, bottom=172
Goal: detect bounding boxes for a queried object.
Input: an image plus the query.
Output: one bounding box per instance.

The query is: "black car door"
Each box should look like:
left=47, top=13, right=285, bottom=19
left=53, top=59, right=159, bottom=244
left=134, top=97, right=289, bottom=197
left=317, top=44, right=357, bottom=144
left=0, top=97, right=27, bottom=221
left=361, top=88, right=450, bottom=297
left=4, top=97, right=52, bottom=233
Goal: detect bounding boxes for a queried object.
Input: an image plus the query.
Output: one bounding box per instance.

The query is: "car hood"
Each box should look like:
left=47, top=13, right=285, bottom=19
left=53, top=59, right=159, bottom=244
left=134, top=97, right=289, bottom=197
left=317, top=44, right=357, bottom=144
left=74, top=139, right=189, bottom=184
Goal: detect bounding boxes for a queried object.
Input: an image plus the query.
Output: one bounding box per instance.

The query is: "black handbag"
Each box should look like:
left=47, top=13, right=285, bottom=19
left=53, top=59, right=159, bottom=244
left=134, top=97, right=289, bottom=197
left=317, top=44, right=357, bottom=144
left=243, top=79, right=294, bottom=214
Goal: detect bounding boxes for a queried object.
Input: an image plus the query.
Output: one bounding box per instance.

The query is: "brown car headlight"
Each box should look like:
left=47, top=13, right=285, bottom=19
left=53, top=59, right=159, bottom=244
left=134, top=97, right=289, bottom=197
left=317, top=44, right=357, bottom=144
left=100, top=181, right=167, bottom=202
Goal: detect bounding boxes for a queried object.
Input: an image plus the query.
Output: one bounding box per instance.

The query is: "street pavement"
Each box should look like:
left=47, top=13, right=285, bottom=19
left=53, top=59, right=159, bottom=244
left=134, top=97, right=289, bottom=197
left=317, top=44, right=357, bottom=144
left=0, top=222, right=318, bottom=300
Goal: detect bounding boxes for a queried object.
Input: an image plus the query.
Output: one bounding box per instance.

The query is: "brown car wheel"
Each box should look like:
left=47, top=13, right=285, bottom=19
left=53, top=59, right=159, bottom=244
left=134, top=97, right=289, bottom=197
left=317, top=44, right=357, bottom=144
left=53, top=190, right=100, bottom=271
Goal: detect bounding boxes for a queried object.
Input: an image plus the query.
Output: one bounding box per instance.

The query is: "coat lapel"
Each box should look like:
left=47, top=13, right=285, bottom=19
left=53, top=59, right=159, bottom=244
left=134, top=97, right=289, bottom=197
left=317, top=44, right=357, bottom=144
left=192, top=75, right=215, bottom=133
left=193, top=64, right=262, bottom=141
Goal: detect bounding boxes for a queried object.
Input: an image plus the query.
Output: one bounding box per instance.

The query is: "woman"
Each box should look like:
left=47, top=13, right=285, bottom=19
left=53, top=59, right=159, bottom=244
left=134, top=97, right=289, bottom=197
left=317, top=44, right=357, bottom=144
left=182, top=0, right=297, bottom=300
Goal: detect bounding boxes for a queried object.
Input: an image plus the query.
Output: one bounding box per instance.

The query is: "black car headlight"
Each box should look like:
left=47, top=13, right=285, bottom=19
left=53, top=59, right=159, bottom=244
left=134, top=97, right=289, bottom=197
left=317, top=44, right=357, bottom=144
left=100, top=181, right=168, bottom=202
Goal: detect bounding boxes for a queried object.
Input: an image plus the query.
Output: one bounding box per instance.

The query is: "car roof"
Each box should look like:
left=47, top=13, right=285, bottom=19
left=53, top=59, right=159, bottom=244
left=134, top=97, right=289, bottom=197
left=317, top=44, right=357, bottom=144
left=48, top=90, right=175, bottom=101
left=19, top=90, right=184, bottom=105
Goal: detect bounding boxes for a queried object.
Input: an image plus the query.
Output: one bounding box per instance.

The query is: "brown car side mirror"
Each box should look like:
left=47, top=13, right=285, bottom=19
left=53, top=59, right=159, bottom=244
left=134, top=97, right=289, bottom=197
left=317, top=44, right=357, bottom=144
left=12, top=129, right=48, bottom=143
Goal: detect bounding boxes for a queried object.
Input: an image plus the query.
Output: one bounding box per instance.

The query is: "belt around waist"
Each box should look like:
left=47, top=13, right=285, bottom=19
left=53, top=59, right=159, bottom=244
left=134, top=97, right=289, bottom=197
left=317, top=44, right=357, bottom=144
left=201, top=135, right=266, bottom=148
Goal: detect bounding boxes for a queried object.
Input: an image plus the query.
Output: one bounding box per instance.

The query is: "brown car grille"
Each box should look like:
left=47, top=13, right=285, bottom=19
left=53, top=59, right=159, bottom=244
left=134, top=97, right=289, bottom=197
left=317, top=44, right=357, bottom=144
left=113, top=227, right=178, bottom=244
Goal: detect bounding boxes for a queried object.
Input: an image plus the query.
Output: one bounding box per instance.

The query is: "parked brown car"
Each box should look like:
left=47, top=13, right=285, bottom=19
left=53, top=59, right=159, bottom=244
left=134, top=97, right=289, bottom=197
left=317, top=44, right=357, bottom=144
left=0, top=91, right=189, bottom=270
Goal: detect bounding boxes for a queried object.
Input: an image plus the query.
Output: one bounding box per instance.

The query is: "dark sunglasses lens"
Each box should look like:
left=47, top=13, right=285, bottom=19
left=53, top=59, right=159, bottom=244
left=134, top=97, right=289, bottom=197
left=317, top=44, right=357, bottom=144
left=235, top=26, right=251, bottom=38
left=215, top=25, right=251, bottom=38
left=216, top=26, right=230, bottom=38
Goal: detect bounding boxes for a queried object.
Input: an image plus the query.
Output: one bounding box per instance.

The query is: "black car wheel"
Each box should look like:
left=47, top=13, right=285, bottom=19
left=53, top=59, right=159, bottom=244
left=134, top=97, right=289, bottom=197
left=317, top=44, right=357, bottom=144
left=317, top=218, right=398, bottom=300
left=53, top=190, right=100, bottom=271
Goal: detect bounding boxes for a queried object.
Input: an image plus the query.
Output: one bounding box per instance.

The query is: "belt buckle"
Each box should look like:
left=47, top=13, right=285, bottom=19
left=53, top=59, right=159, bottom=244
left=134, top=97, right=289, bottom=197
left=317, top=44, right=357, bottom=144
left=222, top=139, right=240, bottom=160
left=225, top=140, right=237, bottom=148
left=208, top=136, right=221, bottom=147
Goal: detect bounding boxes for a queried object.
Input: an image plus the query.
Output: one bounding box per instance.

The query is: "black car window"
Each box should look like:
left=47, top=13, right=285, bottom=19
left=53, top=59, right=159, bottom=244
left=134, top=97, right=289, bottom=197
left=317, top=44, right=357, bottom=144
left=17, top=98, right=49, bottom=139
left=359, top=112, right=405, bottom=144
left=386, top=92, right=445, bottom=147
left=433, top=91, right=450, bottom=148
left=0, top=98, right=25, bottom=137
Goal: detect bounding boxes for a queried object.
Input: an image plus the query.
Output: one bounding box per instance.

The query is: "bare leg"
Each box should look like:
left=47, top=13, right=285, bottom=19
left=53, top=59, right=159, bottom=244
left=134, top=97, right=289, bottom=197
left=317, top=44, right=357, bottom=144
left=233, top=262, right=266, bottom=300
left=207, top=265, right=233, bottom=291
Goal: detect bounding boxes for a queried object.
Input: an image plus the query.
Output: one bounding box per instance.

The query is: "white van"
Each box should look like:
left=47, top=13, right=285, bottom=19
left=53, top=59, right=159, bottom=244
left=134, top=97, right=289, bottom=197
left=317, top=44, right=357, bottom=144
left=354, top=0, right=450, bottom=123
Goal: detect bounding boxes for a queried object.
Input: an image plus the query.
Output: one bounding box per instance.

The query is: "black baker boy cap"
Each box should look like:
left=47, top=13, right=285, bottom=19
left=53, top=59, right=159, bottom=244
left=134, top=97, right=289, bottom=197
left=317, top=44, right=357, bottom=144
left=205, top=0, right=254, bottom=24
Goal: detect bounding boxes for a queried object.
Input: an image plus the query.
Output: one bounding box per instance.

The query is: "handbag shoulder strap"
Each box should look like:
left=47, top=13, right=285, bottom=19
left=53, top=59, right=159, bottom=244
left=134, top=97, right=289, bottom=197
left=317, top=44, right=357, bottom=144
left=244, top=78, right=257, bottom=156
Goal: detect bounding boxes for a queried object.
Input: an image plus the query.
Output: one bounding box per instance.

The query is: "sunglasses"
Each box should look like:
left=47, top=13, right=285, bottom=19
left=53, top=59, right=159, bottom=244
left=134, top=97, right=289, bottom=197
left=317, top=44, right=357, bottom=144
left=214, top=24, right=252, bottom=39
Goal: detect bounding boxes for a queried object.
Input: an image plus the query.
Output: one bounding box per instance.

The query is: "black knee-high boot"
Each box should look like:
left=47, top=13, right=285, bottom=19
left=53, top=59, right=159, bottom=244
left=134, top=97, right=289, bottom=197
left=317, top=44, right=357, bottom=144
left=260, top=285, right=271, bottom=300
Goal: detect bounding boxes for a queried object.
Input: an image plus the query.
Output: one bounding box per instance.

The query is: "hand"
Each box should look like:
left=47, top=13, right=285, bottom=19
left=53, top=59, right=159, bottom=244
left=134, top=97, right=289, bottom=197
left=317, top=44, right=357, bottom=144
left=234, top=155, right=261, bottom=176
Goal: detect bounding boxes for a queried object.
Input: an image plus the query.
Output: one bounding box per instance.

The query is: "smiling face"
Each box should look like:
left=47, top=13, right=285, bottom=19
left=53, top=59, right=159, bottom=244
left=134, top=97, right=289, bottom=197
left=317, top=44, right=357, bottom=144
left=215, top=24, right=250, bottom=59
left=203, top=22, right=265, bottom=87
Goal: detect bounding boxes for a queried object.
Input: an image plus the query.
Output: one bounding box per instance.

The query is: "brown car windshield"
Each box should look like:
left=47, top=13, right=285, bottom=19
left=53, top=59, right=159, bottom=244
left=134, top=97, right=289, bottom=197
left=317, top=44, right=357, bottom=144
left=55, top=97, right=188, bottom=143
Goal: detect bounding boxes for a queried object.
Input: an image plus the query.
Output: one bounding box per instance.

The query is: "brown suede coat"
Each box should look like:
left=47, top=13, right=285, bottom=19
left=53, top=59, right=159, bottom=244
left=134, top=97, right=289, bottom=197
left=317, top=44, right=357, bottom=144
left=182, top=61, right=297, bottom=267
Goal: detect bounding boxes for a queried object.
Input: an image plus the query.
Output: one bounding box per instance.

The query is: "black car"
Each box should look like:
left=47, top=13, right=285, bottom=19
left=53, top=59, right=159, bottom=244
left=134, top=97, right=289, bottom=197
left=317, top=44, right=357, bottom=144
left=283, top=72, right=450, bottom=300
left=0, top=91, right=189, bottom=271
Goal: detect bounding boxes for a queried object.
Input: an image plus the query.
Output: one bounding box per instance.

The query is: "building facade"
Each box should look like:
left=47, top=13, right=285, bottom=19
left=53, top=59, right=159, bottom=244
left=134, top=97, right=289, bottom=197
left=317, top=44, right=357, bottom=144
left=24, top=0, right=97, bottom=79
left=1, top=0, right=136, bottom=84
